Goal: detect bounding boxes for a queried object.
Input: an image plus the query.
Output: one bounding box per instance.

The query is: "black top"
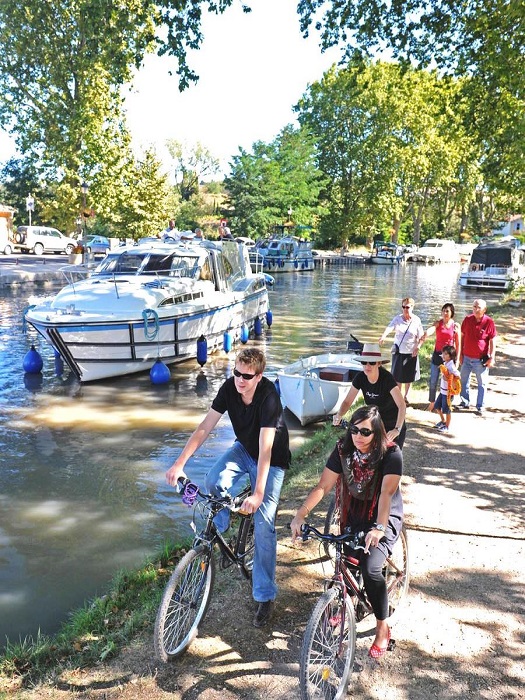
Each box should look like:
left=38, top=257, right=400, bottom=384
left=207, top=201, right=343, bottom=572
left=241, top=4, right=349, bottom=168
left=326, top=443, right=403, bottom=531
left=211, top=376, right=291, bottom=469
left=352, top=366, right=400, bottom=430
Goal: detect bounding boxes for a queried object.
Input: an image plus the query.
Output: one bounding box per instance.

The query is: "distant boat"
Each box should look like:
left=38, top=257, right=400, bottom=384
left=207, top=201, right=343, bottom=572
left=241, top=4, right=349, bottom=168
left=459, top=237, right=525, bottom=291
left=370, top=243, right=403, bottom=265
left=25, top=240, right=270, bottom=382
left=406, top=239, right=460, bottom=264
left=250, top=234, right=315, bottom=273
left=277, top=349, right=363, bottom=425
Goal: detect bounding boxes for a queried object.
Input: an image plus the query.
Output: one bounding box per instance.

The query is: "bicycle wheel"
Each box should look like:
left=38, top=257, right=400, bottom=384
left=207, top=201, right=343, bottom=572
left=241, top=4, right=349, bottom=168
left=385, top=525, right=409, bottom=617
left=154, top=544, right=215, bottom=662
left=236, top=514, right=255, bottom=579
left=322, top=493, right=340, bottom=559
left=299, top=588, right=356, bottom=700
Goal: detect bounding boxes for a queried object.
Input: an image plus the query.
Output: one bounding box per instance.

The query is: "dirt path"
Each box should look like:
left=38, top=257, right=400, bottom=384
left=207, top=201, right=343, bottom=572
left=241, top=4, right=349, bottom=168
left=8, top=308, right=525, bottom=700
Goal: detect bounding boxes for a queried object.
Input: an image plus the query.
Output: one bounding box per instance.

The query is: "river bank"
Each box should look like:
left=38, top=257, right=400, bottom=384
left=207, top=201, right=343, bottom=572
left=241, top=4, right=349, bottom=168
left=1, top=302, right=523, bottom=699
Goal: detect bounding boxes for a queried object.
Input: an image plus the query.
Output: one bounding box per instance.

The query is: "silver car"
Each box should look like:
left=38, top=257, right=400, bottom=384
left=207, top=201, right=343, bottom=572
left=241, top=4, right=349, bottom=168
left=16, top=226, right=76, bottom=255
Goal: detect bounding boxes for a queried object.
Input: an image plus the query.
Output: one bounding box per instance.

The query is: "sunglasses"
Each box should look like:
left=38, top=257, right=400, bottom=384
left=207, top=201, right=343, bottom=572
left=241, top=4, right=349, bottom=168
left=402, top=305, right=411, bottom=309
left=349, top=424, right=374, bottom=437
left=360, top=361, right=377, bottom=366
left=233, top=368, right=257, bottom=380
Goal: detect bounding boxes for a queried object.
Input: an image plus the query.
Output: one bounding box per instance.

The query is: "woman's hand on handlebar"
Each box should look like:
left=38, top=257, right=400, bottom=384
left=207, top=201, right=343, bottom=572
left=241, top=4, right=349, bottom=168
left=290, top=515, right=305, bottom=543
left=332, top=413, right=342, bottom=426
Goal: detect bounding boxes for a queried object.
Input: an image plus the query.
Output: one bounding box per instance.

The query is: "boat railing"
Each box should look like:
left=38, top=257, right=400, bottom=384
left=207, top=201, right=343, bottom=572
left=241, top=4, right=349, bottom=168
left=59, top=263, right=94, bottom=285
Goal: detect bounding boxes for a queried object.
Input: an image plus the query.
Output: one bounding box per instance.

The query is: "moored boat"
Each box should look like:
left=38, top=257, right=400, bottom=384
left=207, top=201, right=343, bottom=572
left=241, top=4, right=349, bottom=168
left=370, top=243, right=403, bottom=265
left=250, top=234, right=315, bottom=273
left=458, top=237, right=525, bottom=291
left=277, top=349, right=363, bottom=425
left=406, top=238, right=460, bottom=264
left=24, top=240, right=270, bottom=382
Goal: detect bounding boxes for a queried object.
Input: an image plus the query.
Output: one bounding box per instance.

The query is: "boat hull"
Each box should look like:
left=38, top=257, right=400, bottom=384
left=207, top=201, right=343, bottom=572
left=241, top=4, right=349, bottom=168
left=277, top=353, right=363, bottom=425
left=27, top=291, right=268, bottom=382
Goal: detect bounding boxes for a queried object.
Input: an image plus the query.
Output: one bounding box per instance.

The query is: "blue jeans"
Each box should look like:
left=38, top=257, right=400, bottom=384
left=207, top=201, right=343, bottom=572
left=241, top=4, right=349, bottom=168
left=460, top=355, right=489, bottom=409
left=429, top=362, right=441, bottom=403
left=205, top=441, right=285, bottom=603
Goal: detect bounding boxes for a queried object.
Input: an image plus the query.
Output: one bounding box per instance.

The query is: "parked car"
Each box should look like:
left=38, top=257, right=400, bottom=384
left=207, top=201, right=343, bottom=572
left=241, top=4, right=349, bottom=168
left=80, top=235, right=110, bottom=257
left=15, top=226, right=76, bottom=255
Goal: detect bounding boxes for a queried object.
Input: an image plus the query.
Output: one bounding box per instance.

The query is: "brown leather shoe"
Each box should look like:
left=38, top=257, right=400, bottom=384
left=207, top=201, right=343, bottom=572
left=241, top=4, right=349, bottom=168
left=253, top=601, right=274, bottom=628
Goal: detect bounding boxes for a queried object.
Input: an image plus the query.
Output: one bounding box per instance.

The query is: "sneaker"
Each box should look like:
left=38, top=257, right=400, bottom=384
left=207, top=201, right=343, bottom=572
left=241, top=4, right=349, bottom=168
left=434, top=421, right=445, bottom=430
left=455, top=401, right=470, bottom=411
left=437, top=424, right=449, bottom=433
left=475, top=407, right=485, bottom=416
left=253, top=600, right=274, bottom=628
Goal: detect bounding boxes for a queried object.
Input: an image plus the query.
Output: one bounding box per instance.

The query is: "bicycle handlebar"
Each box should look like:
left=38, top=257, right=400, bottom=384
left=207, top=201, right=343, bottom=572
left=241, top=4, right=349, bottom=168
left=299, top=522, right=366, bottom=551
left=177, top=476, right=250, bottom=512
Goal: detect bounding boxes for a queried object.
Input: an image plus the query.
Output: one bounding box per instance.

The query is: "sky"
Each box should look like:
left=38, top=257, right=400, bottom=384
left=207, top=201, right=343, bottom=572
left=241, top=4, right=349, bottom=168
left=0, top=0, right=341, bottom=178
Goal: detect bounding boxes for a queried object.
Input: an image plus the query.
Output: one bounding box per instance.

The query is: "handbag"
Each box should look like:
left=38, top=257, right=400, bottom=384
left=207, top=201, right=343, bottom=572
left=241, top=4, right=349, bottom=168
left=431, top=350, right=443, bottom=366
left=391, top=343, right=400, bottom=355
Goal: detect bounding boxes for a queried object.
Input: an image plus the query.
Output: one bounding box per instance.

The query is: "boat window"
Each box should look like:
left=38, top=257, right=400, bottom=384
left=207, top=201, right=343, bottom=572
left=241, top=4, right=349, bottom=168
left=199, top=257, right=213, bottom=281
left=115, top=253, right=145, bottom=273
left=143, top=254, right=173, bottom=274
left=158, top=291, right=205, bottom=306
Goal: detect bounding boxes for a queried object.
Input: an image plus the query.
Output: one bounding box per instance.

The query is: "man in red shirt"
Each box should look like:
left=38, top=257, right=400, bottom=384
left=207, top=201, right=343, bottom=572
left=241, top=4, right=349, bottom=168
left=458, top=299, right=497, bottom=415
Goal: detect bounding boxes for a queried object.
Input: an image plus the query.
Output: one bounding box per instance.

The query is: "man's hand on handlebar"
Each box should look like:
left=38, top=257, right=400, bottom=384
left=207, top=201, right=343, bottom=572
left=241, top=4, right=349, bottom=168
left=165, top=462, right=187, bottom=487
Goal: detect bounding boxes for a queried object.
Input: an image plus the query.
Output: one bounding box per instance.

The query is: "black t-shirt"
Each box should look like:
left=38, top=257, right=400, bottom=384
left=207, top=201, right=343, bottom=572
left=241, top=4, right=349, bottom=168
left=352, top=366, right=399, bottom=430
left=211, top=376, right=290, bottom=469
left=326, top=442, right=403, bottom=530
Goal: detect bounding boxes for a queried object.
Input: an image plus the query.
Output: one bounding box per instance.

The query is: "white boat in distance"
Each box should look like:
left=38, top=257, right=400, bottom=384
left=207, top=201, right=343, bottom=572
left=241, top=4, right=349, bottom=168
left=250, top=235, right=315, bottom=273
left=370, top=243, right=404, bottom=265
left=25, top=240, right=269, bottom=382
left=277, top=350, right=363, bottom=425
left=459, top=237, right=525, bottom=291
left=406, top=238, right=460, bottom=264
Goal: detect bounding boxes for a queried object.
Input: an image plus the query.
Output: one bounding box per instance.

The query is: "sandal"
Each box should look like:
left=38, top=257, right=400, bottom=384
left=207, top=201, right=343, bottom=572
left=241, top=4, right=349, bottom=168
left=368, top=627, right=392, bottom=659
left=404, top=397, right=410, bottom=406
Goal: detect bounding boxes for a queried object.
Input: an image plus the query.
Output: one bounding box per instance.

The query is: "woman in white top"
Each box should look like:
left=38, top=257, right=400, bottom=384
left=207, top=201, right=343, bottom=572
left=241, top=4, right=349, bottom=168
left=378, top=297, right=424, bottom=405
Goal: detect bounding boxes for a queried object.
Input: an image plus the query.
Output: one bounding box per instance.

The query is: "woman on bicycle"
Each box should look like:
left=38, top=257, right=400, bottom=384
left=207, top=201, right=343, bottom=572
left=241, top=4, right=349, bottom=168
left=291, top=405, right=403, bottom=659
left=333, top=342, right=407, bottom=449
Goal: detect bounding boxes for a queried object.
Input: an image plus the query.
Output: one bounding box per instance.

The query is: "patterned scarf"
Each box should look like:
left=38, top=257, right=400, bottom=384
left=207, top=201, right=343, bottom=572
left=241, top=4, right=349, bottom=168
left=336, top=439, right=382, bottom=529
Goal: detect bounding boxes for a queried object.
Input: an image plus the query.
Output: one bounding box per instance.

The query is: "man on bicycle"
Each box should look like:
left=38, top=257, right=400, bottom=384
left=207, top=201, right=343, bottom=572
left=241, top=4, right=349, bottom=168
left=166, top=348, right=290, bottom=628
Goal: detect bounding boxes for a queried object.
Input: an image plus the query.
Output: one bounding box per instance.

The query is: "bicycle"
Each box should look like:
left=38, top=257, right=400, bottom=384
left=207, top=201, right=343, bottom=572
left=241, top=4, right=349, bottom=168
left=154, top=477, right=255, bottom=662
left=298, top=522, right=409, bottom=700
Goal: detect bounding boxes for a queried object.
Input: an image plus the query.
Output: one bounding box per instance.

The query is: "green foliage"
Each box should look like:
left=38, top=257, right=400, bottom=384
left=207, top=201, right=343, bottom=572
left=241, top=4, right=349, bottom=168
left=225, top=125, right=327, bottom=238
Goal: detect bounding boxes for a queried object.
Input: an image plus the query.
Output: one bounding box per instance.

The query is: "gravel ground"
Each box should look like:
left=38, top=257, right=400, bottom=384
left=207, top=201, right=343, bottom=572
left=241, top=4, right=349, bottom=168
left=4, top=307, right=524, bottom=700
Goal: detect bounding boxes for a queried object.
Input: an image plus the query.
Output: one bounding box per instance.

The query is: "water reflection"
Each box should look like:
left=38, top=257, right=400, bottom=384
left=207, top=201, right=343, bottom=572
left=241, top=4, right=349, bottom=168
left=0, top=265, right=499, bottom=642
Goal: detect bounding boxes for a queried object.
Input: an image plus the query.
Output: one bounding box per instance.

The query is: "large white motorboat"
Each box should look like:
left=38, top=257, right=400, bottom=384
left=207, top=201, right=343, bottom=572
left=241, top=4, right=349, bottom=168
left=277, top=347, right=363, bottom=426
left=370, top=243, right=404, bottom=265
left=459, top=237, right=525, bottom=291
left=250, top=234, right=315, bottom=273
left=25, top=240, right=270, bottom=382
left=406, top=238, right=460, bottom=264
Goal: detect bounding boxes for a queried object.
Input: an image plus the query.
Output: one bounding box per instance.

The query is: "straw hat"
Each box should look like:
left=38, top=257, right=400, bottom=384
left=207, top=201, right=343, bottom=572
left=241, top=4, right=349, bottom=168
left=357, top=342, right=391, bottom=364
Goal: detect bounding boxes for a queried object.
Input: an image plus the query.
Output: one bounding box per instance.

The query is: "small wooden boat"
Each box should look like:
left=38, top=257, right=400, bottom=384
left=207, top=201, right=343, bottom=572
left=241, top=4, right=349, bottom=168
left=277, top=345, right=363, bottom=425
left=370, top=243, right=403, bottom=265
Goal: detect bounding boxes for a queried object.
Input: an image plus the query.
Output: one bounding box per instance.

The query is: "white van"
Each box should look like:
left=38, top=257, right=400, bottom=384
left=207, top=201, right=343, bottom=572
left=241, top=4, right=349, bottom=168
left=15, top=226, right=76, bottom=255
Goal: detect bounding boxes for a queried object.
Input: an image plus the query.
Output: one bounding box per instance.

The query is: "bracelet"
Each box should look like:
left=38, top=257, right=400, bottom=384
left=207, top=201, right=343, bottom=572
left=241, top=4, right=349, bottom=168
left=394, top=426, right=401, bottom=432
left=299, top=504, right=310, bottom=517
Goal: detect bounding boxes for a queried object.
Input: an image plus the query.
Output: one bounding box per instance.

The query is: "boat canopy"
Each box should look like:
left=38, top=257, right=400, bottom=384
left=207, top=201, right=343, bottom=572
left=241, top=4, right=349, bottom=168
left=470, top=239, right=523, bottom=266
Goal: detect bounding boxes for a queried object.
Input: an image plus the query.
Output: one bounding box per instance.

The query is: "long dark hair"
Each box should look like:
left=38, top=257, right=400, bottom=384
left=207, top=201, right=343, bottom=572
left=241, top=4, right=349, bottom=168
left=341, top=405, right=388, bottom=468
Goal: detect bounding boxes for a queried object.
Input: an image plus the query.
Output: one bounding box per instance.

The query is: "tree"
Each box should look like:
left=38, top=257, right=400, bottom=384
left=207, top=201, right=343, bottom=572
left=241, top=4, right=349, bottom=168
left=225, top=126, right=327, bottom=239
left=297, top=0, right=525, bottom=198
left=166, top=141, right=220, bottom=201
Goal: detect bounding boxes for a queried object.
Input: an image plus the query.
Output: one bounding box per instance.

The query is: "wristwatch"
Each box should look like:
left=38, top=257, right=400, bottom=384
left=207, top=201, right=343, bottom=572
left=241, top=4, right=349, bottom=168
left=374, top=524, right=386, bottom=532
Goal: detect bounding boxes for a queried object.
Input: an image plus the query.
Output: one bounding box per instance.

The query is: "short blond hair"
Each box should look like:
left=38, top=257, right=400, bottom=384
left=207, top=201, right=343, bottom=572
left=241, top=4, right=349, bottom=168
left=236, top=348, right=266, bottom=374
left=402, top=297, right=415, bottom=307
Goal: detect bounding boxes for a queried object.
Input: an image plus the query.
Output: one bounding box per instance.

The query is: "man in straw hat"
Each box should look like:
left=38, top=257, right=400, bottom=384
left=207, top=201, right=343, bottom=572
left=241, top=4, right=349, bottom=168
left=333, top=342, right=407, bottom=448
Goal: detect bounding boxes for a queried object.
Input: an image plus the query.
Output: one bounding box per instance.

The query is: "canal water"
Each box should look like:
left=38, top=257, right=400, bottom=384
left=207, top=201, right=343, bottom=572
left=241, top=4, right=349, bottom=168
left=0, top=262, right=498, bottom=643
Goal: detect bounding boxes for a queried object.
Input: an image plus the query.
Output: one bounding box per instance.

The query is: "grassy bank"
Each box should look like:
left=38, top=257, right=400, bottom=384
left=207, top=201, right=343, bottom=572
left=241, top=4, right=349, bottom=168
left=2, top=291, right=521, bottom=690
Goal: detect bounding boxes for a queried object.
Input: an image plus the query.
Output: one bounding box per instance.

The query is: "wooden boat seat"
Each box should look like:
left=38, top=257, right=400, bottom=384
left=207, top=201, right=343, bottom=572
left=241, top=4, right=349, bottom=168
left=319, top=366, right=351, bottom=382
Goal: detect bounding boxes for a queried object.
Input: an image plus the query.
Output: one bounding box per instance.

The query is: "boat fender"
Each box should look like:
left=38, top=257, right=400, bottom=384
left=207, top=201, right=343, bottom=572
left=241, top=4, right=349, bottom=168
left=54, top=354, right=64, bottom=377
left=223, top=330, right=233, bottom=353
left=274, top=376, right=280, bottom=396
left=23, top=344, right=44, bottom=374
left=266, top=309, right=273, bottom=327
left=142, top=308, right=160, bottom=340
left=150, top=358, right=171, bottom=384
left=240, top=324, right=249, bottom=344
left=197, top=335, right=208, bottom=366
left=254, top=317, right=263, bottom=336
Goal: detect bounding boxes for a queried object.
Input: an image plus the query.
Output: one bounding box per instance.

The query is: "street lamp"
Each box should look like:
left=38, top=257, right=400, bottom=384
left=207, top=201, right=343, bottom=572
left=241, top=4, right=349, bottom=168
left=80, top=181, right=89, bottom=233
left=287, top=207, right=292, bottom=224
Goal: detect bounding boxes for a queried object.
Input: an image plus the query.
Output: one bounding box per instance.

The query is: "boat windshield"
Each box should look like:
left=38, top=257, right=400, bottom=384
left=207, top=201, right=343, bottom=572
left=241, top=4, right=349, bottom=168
left=92, top=251, right=201, bottom=278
